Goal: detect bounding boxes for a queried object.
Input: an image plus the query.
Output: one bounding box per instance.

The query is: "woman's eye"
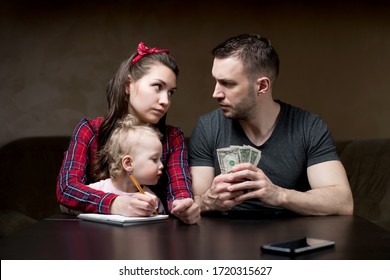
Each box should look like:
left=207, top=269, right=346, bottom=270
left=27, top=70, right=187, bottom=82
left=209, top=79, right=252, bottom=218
left=153, top=84, right=161, bottom=91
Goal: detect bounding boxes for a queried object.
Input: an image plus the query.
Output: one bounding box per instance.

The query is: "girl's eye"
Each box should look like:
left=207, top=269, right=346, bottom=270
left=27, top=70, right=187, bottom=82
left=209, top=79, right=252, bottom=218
left=154, top=84, right=162, bottom=91
left=168, top=90, right=175, bottom=97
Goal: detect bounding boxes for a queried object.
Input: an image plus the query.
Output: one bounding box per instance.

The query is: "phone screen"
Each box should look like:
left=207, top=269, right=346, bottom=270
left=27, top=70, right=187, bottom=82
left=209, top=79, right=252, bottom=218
left=261, top=237, right=335, bottom=256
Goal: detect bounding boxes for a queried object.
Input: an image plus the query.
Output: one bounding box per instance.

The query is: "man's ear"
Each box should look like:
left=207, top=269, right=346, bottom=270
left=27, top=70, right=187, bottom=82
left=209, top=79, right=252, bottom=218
left=122, top=155, right=133, bottom=172
left=256, top=77, right=270, bottom=95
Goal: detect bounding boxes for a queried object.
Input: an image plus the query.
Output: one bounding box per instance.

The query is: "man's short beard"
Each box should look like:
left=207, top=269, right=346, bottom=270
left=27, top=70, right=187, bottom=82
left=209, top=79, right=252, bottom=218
left=229, top=90, right=257, bottom=120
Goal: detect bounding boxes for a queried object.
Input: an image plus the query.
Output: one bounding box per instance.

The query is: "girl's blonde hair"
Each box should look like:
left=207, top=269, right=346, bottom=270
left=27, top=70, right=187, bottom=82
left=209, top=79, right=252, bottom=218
left=101, top=114, right=162, bottom=179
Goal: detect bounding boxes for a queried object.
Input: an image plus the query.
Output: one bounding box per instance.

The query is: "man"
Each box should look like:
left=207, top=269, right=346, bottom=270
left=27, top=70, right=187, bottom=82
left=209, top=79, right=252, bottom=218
left=189, top=34, right=353, bottom=216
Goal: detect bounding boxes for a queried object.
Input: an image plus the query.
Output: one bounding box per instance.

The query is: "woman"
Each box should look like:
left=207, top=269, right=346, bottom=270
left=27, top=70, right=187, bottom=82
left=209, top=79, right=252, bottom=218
left=57, top=42, right=200, bottom=224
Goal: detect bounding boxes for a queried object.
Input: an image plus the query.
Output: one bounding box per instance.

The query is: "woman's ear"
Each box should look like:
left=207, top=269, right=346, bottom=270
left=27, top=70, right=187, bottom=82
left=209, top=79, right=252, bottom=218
left=125, top=75, right=132, bottom=95
left=122, top=155, right=133, bottom=172
left=256, top=77, right=270, bottom=95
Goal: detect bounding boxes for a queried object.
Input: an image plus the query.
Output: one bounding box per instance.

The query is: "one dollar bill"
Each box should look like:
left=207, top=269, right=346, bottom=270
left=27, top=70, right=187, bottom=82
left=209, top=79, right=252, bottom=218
left=217, top=145, right=261, bottom=174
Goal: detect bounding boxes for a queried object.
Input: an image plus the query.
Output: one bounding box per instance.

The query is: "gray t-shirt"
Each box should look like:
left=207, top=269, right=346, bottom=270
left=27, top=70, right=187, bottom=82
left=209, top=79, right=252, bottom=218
left=189, top=100, right=339, bottom=211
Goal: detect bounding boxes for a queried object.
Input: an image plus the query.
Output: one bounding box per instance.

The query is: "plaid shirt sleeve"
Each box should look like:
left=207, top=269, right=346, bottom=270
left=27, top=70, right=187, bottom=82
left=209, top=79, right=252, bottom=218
left=164, top=126, right=193, bottom=211
left=56, top=118, right=117, bottom=214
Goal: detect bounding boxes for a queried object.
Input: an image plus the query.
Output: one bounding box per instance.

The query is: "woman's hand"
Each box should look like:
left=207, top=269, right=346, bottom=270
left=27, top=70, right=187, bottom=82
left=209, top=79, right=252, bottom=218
left=171, top=198, right=201, bottom=224
left=110, top=193, right=159, bottom=217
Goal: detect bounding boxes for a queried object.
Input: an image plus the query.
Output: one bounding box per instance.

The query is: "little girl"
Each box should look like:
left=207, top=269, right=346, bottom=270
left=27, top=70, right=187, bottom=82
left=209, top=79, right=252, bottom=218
left=88, top=114, right=165, bottom=214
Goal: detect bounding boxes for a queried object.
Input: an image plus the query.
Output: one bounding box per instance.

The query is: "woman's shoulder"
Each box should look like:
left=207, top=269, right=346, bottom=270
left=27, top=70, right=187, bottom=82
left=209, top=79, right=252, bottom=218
left=86, top=116, right=104, bottom=128
left=74, top=117, right=104, bottom=132
left=164, top=125, right=187, bottom=146
left=70, top=117, right=104, bottom=141
left=165, top=125, right=184, bottom=137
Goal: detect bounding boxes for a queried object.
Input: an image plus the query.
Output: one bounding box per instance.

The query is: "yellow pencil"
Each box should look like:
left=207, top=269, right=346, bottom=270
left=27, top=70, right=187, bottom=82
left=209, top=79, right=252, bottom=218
left=128, top=173, right=144, bottom=194
left=128, top=173, right=157, bottom=215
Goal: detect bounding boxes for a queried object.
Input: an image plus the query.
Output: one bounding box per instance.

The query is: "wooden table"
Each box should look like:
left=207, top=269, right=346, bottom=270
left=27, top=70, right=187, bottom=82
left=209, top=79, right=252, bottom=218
left=1, top=214, right=389, bottom=259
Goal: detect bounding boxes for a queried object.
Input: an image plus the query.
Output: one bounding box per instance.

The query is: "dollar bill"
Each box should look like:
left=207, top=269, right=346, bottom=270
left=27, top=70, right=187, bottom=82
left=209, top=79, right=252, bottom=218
left=217, top=145, right=261, bottom=173
left=217, top=146, right=241, bottom=174
left=238, top=146, right=251, bottom=163
left=246, top=145, right=261, bottom=166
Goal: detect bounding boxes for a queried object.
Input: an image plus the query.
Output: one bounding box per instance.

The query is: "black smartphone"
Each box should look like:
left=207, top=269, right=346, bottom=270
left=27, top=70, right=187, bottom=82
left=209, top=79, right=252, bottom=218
left=261, top=237, right=335, bottom=257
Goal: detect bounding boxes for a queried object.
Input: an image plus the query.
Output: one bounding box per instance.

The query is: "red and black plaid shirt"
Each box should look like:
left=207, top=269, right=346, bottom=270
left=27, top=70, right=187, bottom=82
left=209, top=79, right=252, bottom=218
left=56, top=117, right=192, bottom=213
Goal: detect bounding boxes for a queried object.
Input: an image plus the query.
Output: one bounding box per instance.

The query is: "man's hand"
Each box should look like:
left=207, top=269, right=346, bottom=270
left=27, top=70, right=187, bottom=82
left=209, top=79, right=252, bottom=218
left=200, top=173, right=245, bottom=212
left=225, top=163, right=283, bottom=207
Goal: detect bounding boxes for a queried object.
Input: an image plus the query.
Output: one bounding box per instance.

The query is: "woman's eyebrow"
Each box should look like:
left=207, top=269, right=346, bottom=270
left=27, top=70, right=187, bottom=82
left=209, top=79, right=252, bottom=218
left=153, top=78, right=177, bottom=90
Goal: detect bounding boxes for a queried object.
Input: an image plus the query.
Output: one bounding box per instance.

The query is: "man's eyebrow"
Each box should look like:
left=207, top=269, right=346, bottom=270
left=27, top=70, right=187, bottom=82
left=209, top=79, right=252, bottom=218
left=216, top=78, right=236, bottom=84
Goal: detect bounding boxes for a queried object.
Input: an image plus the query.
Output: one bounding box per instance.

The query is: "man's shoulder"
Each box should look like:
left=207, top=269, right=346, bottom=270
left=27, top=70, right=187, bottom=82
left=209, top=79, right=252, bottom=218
left=277, top=100, right=320, bottom=120
left=275, top=100, right=316, bottom=115
left=198, top=108, right=226, bottom=123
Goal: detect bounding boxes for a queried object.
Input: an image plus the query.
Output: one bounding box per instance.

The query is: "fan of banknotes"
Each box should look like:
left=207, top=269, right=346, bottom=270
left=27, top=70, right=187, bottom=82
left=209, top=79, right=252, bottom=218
left=217, top=145, right=262, bottom=174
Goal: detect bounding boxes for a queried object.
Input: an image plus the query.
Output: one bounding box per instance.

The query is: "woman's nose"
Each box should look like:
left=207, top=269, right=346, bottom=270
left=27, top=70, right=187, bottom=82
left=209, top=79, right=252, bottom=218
left=159, top=92, right=170, bottom=106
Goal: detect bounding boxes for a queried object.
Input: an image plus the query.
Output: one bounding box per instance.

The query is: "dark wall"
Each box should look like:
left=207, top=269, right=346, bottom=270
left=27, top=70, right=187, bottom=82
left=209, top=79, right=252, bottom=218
left=1, top=0, right=390, bottom=146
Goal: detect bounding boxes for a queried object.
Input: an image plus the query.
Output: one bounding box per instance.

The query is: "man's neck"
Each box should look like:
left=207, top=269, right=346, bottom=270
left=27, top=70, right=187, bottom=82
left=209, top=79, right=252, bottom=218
left=239, top=99, right=280, bottom=146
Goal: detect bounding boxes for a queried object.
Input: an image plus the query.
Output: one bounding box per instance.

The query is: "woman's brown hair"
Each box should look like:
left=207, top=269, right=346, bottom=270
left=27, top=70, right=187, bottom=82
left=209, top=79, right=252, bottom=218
left=92, top=48, right=179, bottom=180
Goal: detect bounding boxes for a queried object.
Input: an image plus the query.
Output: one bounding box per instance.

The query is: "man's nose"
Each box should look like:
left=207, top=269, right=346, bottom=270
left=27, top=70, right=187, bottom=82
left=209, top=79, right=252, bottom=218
left=212, top=83, right=224, bottom=99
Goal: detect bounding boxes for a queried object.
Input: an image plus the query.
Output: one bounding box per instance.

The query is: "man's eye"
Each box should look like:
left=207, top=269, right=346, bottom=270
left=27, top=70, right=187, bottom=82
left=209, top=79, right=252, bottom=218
left=221, top=81, right=234, bottom=88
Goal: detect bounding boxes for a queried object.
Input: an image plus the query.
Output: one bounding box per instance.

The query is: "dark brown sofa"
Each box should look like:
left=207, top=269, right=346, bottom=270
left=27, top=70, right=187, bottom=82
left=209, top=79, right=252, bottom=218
left=0, top=136, right=70, bottom=238
left=336, top=139, right=390, bottom=232
left=1, top=136, right=389, bottom=238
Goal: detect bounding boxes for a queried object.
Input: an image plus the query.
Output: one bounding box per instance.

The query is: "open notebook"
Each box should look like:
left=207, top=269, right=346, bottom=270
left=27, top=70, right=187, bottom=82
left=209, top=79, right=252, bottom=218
left=78, top=213, right=169, bottom=226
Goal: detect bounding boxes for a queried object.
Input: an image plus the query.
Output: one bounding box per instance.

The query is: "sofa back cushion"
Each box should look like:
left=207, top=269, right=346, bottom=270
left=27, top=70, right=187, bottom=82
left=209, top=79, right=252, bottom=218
left=339, top=139, right=390, bottom=231
left=0, top=136, right=70, bottom=220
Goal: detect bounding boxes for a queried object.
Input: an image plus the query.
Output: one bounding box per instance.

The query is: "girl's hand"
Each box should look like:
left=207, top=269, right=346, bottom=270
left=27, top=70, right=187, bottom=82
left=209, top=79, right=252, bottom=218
left=110, top=193, right=159, bottom=217
left=171, top=198, right=201, bottom=224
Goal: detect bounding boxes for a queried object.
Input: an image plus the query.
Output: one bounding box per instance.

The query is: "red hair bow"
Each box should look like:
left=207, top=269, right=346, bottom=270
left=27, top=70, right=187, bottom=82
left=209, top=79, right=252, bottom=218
left=131, top=42, right=169, bottom=64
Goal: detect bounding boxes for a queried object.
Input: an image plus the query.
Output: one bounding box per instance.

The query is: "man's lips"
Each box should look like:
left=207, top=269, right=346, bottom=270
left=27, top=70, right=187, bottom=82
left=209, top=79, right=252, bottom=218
left=219, top=104, right=230, bottom=110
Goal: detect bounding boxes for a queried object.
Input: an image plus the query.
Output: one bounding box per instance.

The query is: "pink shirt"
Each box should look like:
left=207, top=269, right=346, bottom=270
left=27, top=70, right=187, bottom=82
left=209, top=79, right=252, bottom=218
left=88, top=179, right=166, bottom=214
